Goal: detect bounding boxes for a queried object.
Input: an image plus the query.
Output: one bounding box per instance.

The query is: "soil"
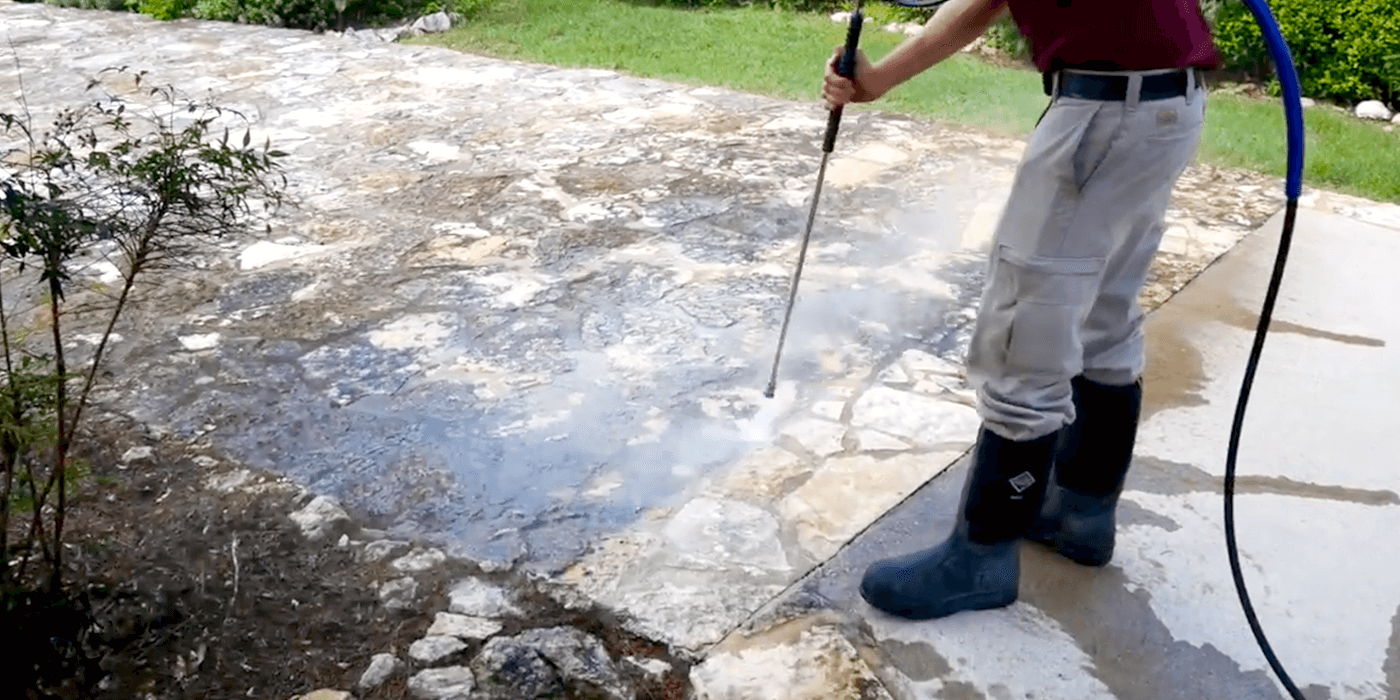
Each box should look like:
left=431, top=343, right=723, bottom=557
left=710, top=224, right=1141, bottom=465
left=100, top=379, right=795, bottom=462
left=2, top=415, right=693, bottom=700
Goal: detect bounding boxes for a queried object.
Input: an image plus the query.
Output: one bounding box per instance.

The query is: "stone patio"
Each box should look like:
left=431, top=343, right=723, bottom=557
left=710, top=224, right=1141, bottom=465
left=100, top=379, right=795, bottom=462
left=3, top=3, right=1398, bottom=698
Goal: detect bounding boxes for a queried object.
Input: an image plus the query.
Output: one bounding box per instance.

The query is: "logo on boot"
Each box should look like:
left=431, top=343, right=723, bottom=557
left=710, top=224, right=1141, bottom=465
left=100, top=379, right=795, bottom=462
left=1008, top=471, right=1037, bottom=494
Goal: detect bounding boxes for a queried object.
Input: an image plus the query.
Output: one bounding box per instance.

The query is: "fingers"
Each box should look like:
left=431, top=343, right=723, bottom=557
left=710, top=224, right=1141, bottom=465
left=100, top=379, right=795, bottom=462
left=823, top=46, right=855, bottom=108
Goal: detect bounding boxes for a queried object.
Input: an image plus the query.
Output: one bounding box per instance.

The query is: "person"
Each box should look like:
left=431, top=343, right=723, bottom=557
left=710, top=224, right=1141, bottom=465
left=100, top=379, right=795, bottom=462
left=822, top=0, right=1219, bottom=620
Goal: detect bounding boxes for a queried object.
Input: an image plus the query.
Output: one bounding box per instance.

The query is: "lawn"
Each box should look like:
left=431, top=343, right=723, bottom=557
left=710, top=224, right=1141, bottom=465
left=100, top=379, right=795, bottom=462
left=412, top=0, right=1400, bottom=203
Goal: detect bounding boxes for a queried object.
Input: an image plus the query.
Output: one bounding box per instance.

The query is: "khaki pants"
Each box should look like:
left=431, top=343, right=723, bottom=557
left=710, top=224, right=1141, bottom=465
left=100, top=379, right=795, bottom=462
left=967, top=70, right=1206, bottom=442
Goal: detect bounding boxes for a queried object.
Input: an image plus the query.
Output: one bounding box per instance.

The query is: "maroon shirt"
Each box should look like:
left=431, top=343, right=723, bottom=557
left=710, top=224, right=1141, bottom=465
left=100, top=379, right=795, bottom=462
left=1007, top=0, right=1221, bottom=73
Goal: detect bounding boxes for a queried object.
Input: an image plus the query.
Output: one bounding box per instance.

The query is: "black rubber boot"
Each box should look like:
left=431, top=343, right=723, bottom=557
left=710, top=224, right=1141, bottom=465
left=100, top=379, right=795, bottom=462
left=859, top=427, right=1059, bottom=620
left=1027, top=376, right=1142, bottom=567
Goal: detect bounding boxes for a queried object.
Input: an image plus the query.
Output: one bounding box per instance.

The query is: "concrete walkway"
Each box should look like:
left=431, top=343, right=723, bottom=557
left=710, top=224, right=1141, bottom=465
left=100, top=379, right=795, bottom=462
left=698, top=206, right=1400, bottom=700
left=3, top=3, right=1399, bottom=698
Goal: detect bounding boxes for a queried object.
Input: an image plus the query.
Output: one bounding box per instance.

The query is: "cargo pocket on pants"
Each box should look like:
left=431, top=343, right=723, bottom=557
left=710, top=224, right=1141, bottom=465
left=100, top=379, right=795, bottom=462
left=998, top=246, right=1105, bottom=379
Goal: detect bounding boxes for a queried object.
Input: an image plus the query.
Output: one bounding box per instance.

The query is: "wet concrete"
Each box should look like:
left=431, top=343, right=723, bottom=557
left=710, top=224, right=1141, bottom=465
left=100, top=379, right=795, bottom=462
left=752, top=207, right=1400, bottom=700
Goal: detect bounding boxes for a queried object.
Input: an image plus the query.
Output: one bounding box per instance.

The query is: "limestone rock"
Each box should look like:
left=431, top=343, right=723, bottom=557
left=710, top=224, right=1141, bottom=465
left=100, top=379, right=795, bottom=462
left=662, top=497, right=790, bottom=574
left=625, top=655, right=673, bottom=680
left=447, top=578, right=524, bottom=618
left=410, top=11, right=452, bottom=34
left=120, top=446, right=155, bottom=466
left=358, top=653, right=401, bottom=691
left=471, top=637, right=565, bottom=699
left=1355, top=100, right=1393, bottom=120
left=410, top=635, right=468, bottom=664
left=408, top=666, right=475, bottom=699
left=380, top=576, right=419, bottom=611
left=691, top=623, right=892, bottom=700
left=362, top=539, right=411, bottom=562
left=830, top=11, right=851, bottom=22
left=1300, top=97, right=1316, bottom=108
left=291, top=690, right=352, bottom=700
left=779, top=417, right=846, bottom=458
left=426, top=612, right=504, bottom=640
left=849, top=387, right=979, bottom=448
left=513, top=627, right=630, bottom=699
left=1393, top=113, right=1400, bottom=125
left=289, top=495, right=350, bottom=541
left=392, top=548, right=447, bottom=573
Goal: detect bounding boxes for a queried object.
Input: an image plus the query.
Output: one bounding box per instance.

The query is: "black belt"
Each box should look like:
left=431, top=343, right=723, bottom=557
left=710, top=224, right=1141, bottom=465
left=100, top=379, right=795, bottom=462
left=1044, top=70, right=1193, bottom=102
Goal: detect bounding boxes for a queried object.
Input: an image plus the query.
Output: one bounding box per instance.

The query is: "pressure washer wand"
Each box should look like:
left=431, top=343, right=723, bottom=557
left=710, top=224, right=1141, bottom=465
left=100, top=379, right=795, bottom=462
left=765, top=3, right=865, bottom=399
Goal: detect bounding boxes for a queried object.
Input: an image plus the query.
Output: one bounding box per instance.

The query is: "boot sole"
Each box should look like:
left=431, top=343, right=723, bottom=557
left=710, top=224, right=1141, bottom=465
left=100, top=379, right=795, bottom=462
left=860, top=586, right=1018, bottom=621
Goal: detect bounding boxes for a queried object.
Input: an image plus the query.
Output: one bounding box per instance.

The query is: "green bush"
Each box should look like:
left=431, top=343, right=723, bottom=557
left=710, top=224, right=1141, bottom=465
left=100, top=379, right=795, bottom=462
left=984, top=11, right=1028, bottom=59
left=1213, top=0, right=1399, bottom=105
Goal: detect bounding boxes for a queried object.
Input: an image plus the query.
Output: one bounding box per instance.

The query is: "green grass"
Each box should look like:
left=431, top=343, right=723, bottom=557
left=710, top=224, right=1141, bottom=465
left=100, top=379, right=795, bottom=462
left=412, top=0, right=1400, bottom=203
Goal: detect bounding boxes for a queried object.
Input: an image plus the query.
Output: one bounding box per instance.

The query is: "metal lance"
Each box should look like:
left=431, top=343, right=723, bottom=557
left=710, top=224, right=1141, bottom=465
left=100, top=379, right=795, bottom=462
left=764, top=1, right=865, bottom=399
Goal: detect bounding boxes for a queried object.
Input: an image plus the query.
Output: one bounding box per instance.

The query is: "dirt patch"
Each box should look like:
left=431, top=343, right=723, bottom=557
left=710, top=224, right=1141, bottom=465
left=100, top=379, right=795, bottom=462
left=3, top=415, right=692, bottom=700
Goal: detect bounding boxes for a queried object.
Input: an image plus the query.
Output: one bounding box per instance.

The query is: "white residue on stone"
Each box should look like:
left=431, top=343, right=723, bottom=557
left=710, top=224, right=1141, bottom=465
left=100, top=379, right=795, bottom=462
left=864, top=605, right=1117, bottom=700
left=447, top=578, right=524, bottom=618
left=409, top=635, right=467, bottom=664
left=625, top=656, right=673, bottom=679
left=391, top=548, right=447, bottom=573
left=238, top=240, right=327, bottom=270
left=849, top=386, right=979, bottom=448
left=426, top=612, right=503, bottom=640
left=367, top=313, right=455, bottom=350
left=178, top=333, right=221, bottom=351
left=72, top=333, right=124, bottom=345
left=408, top=140, right=460, bottom=162
left=431, top=221, right=492, bottom=239
left=83, top=259, right=123, bottom=284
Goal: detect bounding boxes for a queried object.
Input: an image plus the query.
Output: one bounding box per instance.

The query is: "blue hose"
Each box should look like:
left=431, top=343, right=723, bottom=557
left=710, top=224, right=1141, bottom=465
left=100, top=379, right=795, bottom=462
left=1242, top=0, right=1306, bottom=197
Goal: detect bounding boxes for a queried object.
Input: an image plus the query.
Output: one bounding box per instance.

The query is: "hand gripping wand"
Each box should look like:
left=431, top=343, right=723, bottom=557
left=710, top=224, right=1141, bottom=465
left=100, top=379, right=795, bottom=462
left=764, top=1, right=866, bottom=399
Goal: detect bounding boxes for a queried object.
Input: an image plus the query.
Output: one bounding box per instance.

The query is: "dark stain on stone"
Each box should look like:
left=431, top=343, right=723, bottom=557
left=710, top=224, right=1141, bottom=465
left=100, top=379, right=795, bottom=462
left=937, top=680, right=987, bottom=700
left=1385, top=604, right=1400, bottom=699
left=1117, top=497, right=1181, bottom=532
left=1140, top=233, right=1383, bottom=424
left=1142, top=314, right=1209, bottom=423
left=1129, top=456, right=1400, bottom=506
left=1020, top=547, right=1289, bottom=700
left=1300, top=684, right=1333, bottom=700
left=878, top=639, right=951, bottom=682
left=1216, top=299, right=1386, bottom=348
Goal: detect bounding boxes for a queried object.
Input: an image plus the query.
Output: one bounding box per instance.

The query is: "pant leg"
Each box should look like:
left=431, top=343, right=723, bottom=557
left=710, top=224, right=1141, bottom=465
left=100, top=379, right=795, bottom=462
left=968, top=80, right=1206, bottom=441
left=1082, top=88, right=1208, bottom=386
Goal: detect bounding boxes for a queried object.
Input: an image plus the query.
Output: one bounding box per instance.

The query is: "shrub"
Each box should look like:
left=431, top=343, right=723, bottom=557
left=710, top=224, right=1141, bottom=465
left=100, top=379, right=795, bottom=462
left=0, top=67, right=287, bottom=596
left=1213, top=0, right=1400, bottom=105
